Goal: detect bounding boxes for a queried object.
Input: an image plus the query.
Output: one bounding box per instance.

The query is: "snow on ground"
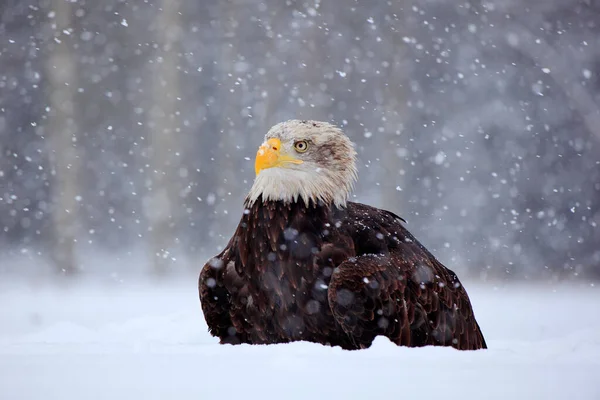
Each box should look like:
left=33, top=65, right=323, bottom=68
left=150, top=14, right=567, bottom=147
left=1, top=278, right=599, bottom=400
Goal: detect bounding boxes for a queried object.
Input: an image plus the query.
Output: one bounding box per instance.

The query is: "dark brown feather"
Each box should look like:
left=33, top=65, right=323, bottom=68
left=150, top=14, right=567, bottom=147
left=199, top=198, right=487, bottom=350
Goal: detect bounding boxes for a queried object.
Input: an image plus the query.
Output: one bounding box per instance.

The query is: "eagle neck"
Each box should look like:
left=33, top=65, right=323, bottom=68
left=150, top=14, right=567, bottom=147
left=236, top=196, right=335, bottom=276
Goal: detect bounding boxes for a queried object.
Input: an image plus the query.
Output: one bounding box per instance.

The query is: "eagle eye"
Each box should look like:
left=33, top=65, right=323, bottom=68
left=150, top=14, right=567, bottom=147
left=294, top=140, right=309, bottom=153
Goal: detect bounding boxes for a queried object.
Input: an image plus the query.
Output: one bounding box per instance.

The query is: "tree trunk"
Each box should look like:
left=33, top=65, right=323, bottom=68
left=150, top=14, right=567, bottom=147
left=379, top=9, right=414, bottom=213
left=210, top=1, right=246, bottom=248
left=146, top=1, right=183, bottom=275
left=46, top=0, right=80, bottom=276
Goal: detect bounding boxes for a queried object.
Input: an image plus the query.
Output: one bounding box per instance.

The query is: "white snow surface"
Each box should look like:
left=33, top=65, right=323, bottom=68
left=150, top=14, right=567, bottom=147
left=1, top=278, right=599, bottom=400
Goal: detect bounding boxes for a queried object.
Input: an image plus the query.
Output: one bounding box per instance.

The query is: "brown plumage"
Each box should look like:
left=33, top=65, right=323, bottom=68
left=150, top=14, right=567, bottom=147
left=199, top=119, right=486, bottom=350
left=199, top=198, right=486, bottom=350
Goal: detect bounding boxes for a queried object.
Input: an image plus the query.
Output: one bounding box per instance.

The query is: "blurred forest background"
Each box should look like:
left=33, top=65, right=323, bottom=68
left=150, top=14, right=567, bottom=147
left=0, top=0, right=599, bottom=282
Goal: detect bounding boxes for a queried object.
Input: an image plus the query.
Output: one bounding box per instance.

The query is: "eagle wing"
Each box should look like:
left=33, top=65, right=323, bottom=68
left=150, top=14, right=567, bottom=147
left=199, top=247, right=234, bottom=342
left=328, top=202, right=487, bottom=350
left=199, top=234, right=253, bottom=345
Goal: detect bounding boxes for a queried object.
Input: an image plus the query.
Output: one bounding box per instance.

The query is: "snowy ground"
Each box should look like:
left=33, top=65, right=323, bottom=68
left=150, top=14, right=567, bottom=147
left=1, top=277, right=599, bottom=400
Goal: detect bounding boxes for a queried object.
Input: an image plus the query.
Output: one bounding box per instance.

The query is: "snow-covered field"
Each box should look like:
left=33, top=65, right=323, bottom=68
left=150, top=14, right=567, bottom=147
left=1, top=278, right=599, bottom=400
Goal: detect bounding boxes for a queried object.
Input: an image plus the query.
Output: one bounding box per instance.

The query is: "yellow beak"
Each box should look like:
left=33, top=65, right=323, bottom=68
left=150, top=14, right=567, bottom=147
left=255, top=138, right=303, bottom=176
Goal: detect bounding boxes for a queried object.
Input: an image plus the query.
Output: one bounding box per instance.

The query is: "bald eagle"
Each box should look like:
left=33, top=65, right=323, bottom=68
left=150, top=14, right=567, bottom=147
left=199, top=120, right=487, bottom=350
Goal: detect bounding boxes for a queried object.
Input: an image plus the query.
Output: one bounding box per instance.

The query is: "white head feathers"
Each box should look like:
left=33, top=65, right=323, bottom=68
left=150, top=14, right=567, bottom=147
left=246, top=120, right=358, bottom=208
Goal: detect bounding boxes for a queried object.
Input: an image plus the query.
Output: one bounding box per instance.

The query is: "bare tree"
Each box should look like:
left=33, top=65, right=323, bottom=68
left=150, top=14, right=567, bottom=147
left=145, top=1, right=183, bottom=275
left=210, top=0, right=246, bottom=247
left=378, top=8, right=414, bottom=213
left=46, top=0, right=80, bottom=275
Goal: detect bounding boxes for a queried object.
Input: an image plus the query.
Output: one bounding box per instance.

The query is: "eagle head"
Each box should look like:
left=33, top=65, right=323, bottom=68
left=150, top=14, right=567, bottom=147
left=246, top=120, right=358, bottom=207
